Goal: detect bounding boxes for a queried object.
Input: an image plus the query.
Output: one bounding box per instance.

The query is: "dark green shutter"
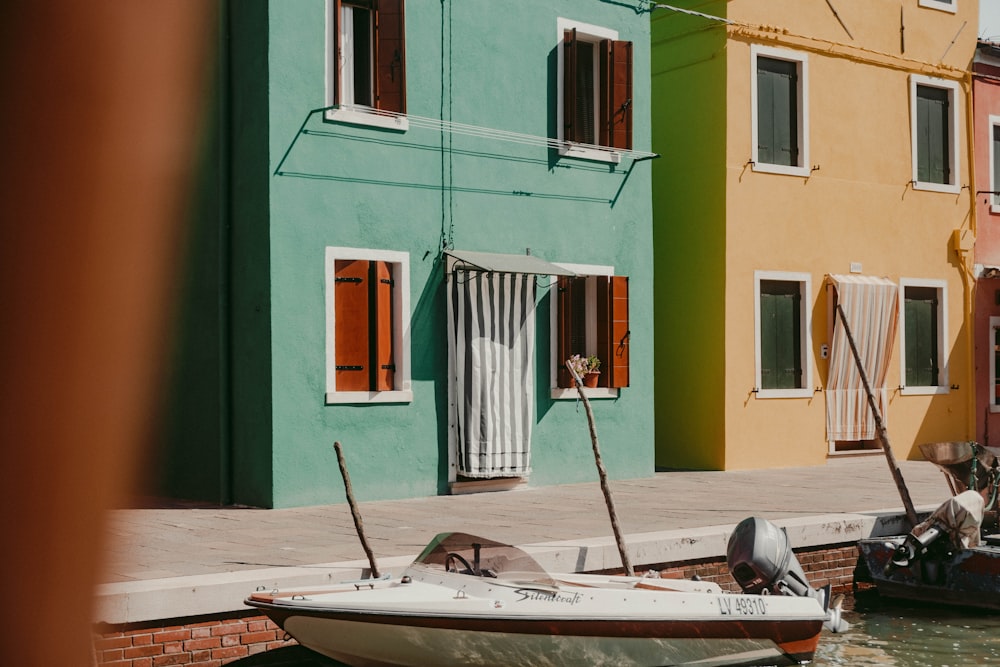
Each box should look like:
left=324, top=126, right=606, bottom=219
left=760, top=281, right=802, bottom=390
left=916, top=85, right=949, bottom=185
left=757, top=57, right=798, bottom=167
left=905, top=287, right=939, bottom=386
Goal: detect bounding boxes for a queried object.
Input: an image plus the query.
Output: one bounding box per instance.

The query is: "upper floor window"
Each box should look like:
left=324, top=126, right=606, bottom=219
left=754, top=271, right=812, bottom=398
left=325, top=247, right=412, bottom=404
left=900, top=279, right=948, bottom=395
left=910, top=75, right=960, bottom=193
left=751, top=45, right=810, bottom=177
left=918, top=0, right=956, bottom=13
left=326, top=0, right=408, bottom=131
left=551, top=265, right=630, bottom=398
left=557, top=18, right=633, bottom=163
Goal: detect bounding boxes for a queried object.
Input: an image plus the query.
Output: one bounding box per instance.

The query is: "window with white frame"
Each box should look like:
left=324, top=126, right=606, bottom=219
left=754, top=271, right=812, bottom=398
left=751, top=45, right=810, bottom=177
left=910, top=75, right=960, bottom=193
left=325, top=247, right=411, bottom=404
left=325, top=0, right=408, bottom=131
left=900, top=278, right=948, bottom=394
left=918, top=0, right=956, bottom=13
left=550, top=263, right=630, bottom=399
left=556, top=18, right=633, bottom=163
left=991, top=115, right=1000, bottom=212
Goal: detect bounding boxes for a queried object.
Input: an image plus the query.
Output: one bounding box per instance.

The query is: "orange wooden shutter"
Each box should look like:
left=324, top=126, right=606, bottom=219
left=597, top=276, right=629, bottom=388
left=335, top=260, right=371, bottom=391
left=373, top=260, right=395, bottom=391
left=374, top=0, right=405, bottom=113
left=563, top=29, right=578, bottom=144
left=601, top=39, right=633, bottom=150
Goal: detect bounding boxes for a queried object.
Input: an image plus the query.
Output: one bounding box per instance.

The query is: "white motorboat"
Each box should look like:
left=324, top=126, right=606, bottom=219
left=247, top=524, right=845, bottom=666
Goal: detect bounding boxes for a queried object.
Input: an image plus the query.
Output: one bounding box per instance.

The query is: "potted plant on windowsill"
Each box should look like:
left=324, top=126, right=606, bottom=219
left=567, top=354, right=601, bottom=388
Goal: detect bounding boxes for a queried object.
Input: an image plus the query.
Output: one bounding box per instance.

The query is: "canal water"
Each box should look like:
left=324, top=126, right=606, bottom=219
left=813, top=591, right=1000, bottom=666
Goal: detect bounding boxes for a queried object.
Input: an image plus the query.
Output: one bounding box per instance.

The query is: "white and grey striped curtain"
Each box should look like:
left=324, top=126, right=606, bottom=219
left=450, top=270, right=535, bottom=478
left=826, top=274, right=899, bottom=442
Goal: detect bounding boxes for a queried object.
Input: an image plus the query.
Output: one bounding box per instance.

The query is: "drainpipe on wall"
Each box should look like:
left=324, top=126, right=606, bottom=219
left=958, top=69, right=978, bottom=442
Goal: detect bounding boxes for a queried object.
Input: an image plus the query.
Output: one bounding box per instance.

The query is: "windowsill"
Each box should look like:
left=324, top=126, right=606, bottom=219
left=991, top=404, right=1000, bottom=414
left=911, top=180, right=960, bottom=194
left=899, top=386, right=949, bottom=396
left=325, top=390, right=414, bottom=405
left=755, top=388, right=814, bottom=399
left=324, top=106, right=409, bottom=132
left=551, top=387, right=619, bottom=400
left=751, top=162, right=811, bottom=178
left=991, top=203, right=1000, bottom=215
left=918, top=0, right=956, bottom=13
left=559, top=144, right=622, bottom=164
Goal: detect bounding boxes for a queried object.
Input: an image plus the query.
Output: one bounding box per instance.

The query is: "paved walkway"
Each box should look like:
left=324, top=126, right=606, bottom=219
left=101, top=456, right=950, bottom=585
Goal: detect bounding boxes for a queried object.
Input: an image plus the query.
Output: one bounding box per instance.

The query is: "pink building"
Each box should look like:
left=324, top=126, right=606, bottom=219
left=973, top=40, right=1000, bottom=445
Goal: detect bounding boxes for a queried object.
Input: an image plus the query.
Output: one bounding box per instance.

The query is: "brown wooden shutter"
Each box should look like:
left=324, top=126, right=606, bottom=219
left=563, top=29, right=578, bottom=144
left=556, top=276, right=578, bottom=388
left=600, top=39, right=633, bottom=150
left=597, top=276, right=629, bottom=388
left=335, top=260, right=371, bottom=391
left=373, top=260, right=395, bottom=391
left=374, top=0, right=406, bottom=113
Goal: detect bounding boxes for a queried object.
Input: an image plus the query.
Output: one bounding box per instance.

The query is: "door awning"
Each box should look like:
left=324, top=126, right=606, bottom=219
left=827, top=273, right=896, bottom=288
left=446, top=250, right=576, bottom=276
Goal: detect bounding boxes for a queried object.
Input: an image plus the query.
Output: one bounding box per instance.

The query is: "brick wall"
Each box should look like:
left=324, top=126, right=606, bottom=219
left=93, top=613, right=293, bottom=667
left=93, top=543, right=860, bottom=666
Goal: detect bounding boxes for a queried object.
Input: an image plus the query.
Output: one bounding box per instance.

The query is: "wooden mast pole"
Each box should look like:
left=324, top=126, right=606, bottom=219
left=566, top=361, right=634, bottom=576
left=836, top=304, right=919, bottom=528
left=333, top=441, right=381, bottom=578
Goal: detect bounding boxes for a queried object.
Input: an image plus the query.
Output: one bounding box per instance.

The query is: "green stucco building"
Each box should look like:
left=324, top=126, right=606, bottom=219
left=159, top=0, right=657, bottom=508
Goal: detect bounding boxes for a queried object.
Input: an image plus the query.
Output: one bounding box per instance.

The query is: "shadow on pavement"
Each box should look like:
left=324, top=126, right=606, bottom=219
left=228, top=645, right=346, bottom=666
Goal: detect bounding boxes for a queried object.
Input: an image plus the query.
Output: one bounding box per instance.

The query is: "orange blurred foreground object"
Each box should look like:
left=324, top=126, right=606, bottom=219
left=0, top=2, right=213, bottom=664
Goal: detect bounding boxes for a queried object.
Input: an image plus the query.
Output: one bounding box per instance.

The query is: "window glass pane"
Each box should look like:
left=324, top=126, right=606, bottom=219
left=916, top=85, right=949, bottom=184
left=757, top=57, right=798, bottom=167
left=760, top=280, right=801, bottom=389
left=993, top=125, right=1000, bottom=205
left=905, top=286, right=939, bottom=386
left=350, top=6, right=372, bottom=106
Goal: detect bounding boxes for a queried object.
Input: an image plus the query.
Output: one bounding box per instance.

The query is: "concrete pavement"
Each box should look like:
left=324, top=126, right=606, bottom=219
left=95, top=455, right=954, bottom=625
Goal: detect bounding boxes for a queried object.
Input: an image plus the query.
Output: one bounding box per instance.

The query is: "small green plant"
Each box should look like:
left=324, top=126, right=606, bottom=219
left=567, top=354, right=601, bottom=377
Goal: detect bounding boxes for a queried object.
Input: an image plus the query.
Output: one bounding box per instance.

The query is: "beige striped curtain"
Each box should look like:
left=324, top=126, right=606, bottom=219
left=825, top=275, right=899, bottom=441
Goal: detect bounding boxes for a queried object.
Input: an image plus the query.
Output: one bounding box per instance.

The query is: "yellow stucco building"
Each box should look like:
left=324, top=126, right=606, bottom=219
left=651, top=0, right=979, bottom=470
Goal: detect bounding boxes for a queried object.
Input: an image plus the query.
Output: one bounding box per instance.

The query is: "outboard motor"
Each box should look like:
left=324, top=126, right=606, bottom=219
left=727, top=517, right=849, bottom=633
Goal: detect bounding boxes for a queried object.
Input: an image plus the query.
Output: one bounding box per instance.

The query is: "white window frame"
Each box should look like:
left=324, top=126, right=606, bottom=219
left=324, top=0, right=409, bottom=131
left=899, top=278, right=949, bottom=396
left=750, top=45, right=810, bottom=178
left=918, top=0, right=957, bottom=14
left=990, top=115, right=1000, bottom=213
left=909, top=75, right=960, bottom=194
left=753, top=271, right=813, bottom=399
left=556, top=18, right=622, bottom=165
left=549, top=262, right=619, bottom=400
left=325, top=247, right=412, bottom=404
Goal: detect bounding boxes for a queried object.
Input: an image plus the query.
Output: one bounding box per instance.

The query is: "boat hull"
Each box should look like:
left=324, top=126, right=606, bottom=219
left=254, top=606, right=820, bottom=667
left=857, top=538, right=1000, bottom=611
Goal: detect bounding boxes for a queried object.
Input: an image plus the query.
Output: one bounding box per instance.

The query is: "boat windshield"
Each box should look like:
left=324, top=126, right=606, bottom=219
left=411, top=532, right=554, bottom=582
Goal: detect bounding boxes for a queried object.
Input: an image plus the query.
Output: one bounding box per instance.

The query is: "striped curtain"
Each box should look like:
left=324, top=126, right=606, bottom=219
left=825, top=275, right=899, bottom=441
left=450, top=270, right=535, bottom=478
